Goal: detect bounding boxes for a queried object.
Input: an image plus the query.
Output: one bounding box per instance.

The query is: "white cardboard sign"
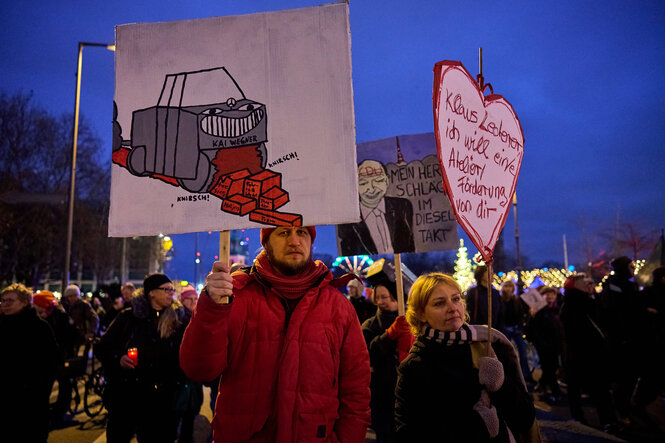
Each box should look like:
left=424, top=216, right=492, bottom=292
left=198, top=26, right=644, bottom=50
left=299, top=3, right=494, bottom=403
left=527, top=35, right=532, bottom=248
left=520, top=288, right=547, bottom=312
left=433, top=61, right=524, bottom=262
left=109, top=2, right=358, bottom=237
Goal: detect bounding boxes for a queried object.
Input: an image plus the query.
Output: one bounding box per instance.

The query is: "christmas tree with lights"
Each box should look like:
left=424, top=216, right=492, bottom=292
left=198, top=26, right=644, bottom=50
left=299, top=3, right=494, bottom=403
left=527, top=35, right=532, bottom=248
left=454, top=238, right=476, bottom=291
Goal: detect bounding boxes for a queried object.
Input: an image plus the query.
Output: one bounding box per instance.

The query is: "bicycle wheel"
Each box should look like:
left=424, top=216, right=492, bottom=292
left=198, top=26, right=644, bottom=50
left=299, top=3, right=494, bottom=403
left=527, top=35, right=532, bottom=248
left=83, top=371, right=105, bottom=417
left=69, top=378, right=81, bottom=415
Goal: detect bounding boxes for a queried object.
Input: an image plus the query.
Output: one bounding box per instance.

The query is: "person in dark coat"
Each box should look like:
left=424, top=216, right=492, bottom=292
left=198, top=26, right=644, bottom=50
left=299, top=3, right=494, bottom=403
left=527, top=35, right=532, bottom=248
left=634, top=266, right=665, bottom=413
left=0, top=283, right=59, bottom=443
left=528, top=287, right=563, bottom=400
left=33, top=290, right=79, bottom=424
left=64, top=284, right=99, bottom=345
left=466, top=265, right=504, bottom=330
left=499, top=280, right=532, bottom=383
left=97, top=273, right=186, bottom=443
left=600, top=256, right=644, bottom=422
left=560, top=274, right=617, bottom=428
left=348, top=278, right=374, bottom=324
left=174, top=285, right=204, bottom=443
left=103, top=295, right=125, bottom=330
left=395, top=273, right=536, bottom=442
left=361, top=281, right=411, bottom=443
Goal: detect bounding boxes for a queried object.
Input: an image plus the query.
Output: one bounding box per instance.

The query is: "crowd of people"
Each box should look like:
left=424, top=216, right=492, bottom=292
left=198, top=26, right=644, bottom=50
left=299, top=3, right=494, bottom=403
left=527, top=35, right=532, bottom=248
left=484, top=258, right=663, bottom=435
left=1, top=225, right=663, bottom=442
left=0, top=279, right=204, bottom=443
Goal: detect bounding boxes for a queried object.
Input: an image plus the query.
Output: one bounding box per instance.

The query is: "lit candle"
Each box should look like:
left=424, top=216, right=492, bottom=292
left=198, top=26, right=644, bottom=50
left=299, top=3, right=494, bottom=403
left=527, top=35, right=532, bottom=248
left=127, top=347, right=138, bottom=366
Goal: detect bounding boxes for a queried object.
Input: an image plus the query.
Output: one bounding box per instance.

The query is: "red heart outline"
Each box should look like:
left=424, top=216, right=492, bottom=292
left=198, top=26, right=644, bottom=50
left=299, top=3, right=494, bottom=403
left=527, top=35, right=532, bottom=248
left=433, top=60, right=524, bottom=263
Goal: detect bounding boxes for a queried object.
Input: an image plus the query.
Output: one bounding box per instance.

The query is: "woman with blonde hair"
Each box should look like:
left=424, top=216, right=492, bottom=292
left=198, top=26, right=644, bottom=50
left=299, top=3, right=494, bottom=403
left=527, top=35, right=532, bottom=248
left=394, top=273, right=537, bottom=442
left=0, top=283, right=59, bottom=443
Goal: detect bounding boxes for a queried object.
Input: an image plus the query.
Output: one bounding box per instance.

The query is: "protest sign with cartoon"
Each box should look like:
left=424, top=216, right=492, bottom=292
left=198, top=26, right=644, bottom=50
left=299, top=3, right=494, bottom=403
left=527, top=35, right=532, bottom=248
left=109, top=2, right=358, bottom=237
left=336, top=133, right=459, bottom=256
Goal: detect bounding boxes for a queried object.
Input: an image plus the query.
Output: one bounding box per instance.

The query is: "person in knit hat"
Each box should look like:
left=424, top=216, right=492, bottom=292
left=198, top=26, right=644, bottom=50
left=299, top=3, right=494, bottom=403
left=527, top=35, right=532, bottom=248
left=347, top=277, right=374, bottom=323
left=34, top=290, right=79, bottom=424
left=180, top=226, right=371, bottom=442
left=176, top=285, right=198, bottom=325
left=64, top=284, right=99, bottom=343
left=97, top=272, right=187, bottom=442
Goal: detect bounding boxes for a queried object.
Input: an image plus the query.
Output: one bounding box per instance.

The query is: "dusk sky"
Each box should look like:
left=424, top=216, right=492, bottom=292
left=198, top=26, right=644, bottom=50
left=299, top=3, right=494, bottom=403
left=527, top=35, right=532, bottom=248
left=2, top=0, right=664, bottom=282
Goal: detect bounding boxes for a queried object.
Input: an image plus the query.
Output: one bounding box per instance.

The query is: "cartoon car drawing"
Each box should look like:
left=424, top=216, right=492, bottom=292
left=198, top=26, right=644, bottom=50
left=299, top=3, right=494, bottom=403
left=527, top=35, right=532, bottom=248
left=114, top=67, right=267, bottom=192
left=112, top=67, right=302, bottom=227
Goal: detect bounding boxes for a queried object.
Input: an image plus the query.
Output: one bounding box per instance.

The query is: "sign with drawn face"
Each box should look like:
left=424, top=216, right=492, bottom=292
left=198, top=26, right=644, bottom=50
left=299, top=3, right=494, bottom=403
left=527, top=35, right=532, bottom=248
left=433, top=61, right=524, bottom=262
left=109, top=2, right=358, bottom=237
left=336, top=133, right=459, bottom=256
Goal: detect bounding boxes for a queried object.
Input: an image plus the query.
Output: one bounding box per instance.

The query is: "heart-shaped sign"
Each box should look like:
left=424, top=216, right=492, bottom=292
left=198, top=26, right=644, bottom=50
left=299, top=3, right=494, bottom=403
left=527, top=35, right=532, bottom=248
left=433, top=60, right=524, bottom=263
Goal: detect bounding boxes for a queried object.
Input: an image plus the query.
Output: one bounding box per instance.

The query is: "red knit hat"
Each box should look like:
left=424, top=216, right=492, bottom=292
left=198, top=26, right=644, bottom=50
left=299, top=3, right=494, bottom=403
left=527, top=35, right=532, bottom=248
left=260, top=226, right=316, bottom=245
left=33, top=290, right=57, bottom=309
left=563, top=276, right=576, bottom=290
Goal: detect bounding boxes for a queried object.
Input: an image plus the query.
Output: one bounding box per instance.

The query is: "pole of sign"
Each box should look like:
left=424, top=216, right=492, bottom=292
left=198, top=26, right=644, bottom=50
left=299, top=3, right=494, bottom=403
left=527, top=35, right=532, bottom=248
left=395, top=253, right=405, bottom=316
left=486, top=260, right=493, bottom=355
left=477, top=47, right=486, bottom=91
left=219, top=231, right=231, bottom=264
left=478, top=46, right=493, bottom=355
left=218, top=230, right=231, bottom=304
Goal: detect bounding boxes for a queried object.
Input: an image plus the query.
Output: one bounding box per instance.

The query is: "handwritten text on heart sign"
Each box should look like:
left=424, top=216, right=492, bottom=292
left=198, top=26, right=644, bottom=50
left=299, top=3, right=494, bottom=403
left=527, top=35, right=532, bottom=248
left=434, top=61, right=524, bottom=261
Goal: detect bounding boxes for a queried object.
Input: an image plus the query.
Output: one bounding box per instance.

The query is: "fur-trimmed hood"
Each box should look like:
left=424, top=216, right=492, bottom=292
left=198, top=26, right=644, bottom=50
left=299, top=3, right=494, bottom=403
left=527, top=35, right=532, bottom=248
left=129, top=294, right=152, bottom=319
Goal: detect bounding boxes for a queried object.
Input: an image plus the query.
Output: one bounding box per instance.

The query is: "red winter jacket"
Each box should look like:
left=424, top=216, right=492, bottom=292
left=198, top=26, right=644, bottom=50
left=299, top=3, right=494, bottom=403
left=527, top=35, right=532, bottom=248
left=179, top=268, right=371, bottom=442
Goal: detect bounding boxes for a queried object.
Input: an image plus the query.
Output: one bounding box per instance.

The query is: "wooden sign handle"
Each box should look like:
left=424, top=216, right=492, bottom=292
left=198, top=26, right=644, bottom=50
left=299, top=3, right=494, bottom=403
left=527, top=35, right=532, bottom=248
left=486, top=260, right=493, bottom=356
left=218, top=230, right=231, bottom=304
left=219, top=230, right=231, bottom=265
left=395, top=253, right=405, bottom=316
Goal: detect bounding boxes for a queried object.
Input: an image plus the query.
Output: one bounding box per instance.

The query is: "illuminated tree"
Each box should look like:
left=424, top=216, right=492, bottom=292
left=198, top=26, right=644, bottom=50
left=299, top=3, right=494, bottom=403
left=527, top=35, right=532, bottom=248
left=454, top=239, right=475, bottom=291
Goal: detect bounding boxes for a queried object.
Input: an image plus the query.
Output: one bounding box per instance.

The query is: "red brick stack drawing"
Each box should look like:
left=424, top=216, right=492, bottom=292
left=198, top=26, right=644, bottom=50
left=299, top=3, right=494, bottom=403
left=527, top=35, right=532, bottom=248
left=209, top=168, right=301, bottom=226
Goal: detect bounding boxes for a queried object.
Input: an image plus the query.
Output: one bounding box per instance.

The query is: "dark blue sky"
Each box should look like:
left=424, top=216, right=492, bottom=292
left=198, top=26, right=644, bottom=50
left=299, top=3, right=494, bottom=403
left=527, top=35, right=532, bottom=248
left=2, top=0, right=664, bottom=282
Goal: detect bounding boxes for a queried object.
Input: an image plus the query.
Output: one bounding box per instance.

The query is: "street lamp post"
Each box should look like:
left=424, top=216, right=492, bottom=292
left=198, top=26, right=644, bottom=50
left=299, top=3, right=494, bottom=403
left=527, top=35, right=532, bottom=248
left=62, top=42, right=115, bottom=293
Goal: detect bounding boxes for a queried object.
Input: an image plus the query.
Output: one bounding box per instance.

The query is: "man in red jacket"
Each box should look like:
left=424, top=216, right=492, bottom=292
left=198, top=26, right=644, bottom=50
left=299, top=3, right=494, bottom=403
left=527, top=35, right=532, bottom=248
left=180, top=226, right=371, bottom=442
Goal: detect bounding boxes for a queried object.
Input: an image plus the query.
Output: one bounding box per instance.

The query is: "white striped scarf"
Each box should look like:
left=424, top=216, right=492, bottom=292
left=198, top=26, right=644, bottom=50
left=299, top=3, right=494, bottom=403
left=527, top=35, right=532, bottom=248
left=420, top=323, right=482, bottom=345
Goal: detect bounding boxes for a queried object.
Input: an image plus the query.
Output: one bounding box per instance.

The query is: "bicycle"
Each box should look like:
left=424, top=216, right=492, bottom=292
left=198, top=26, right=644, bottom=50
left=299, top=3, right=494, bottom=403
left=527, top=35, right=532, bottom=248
left=64, top=337, right=106, bottom=418
left=83, top=340, right=105, bottom=418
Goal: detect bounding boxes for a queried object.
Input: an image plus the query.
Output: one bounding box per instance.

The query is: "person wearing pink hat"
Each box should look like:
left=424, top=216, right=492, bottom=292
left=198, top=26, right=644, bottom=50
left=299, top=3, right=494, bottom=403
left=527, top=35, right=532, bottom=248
left=180, top=226, right=371, bottom=442
left=177, top=285, right=198, bottom=325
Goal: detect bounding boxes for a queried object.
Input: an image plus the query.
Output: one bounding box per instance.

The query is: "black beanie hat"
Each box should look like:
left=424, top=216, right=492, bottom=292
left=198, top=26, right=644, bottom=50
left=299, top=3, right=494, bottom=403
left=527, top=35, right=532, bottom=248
left=143, top=273, right=171, bottom=298
left=611, top=256, right=632, bottom=272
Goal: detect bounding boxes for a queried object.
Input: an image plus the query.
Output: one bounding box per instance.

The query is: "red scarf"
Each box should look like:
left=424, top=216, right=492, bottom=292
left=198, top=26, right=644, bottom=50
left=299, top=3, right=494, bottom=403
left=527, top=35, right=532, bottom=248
left=254, top=250, right=329, bottom=299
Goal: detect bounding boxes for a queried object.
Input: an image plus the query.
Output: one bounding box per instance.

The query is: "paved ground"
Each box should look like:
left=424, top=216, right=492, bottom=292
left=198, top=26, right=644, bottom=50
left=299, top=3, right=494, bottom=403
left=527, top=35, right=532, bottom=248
left=47, top=382, right=665, bottom=443
left=531, top=388, right=665, bottom=443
